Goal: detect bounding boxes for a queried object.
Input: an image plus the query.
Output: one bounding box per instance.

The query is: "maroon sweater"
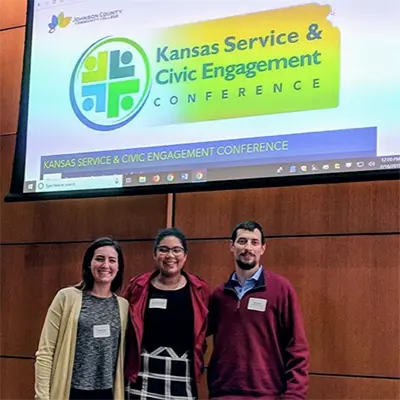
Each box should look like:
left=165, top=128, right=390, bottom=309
left=207, top=268, right=309, bottom=400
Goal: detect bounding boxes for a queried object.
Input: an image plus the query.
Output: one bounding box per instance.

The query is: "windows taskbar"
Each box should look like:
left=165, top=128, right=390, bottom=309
left=23, top=155, right=399, bottom=193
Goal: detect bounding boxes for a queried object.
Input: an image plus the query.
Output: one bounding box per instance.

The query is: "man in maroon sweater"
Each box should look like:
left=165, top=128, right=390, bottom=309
left=207, top=221, right=309, bottom=400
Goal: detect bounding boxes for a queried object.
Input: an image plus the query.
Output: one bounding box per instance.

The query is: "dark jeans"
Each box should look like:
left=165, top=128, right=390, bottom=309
left=70, top=388, right=113, bottom=400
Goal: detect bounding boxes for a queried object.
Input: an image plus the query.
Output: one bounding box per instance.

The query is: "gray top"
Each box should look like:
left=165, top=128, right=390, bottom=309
left=71, top=292, right=121, bottom=390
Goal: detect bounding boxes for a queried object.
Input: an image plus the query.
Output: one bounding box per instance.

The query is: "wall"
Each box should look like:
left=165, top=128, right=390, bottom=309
left=1, top=1, right=399, bottom=399
left=179, top=184, right=400, bottom=399
left=0, top=2, right=168, bottom=398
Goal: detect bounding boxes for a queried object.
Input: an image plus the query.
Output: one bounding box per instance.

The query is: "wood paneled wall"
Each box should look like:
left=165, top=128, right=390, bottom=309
left=1, top=2, right=399, bottom=400
left=177, top=184, right=400, bottom=399
left=0, top=3, right=168, bottom=398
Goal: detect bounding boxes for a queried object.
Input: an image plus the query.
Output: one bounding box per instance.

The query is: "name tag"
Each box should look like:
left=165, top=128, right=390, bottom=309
left=149, top=298, right=167, bottom=309
left=93, top=324, right=110, bottom=338
left=247, top=298, right=267, bottom=312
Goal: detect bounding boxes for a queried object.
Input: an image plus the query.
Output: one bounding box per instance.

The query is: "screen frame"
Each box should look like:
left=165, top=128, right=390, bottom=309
left=4, top=0, right=400, bottom=203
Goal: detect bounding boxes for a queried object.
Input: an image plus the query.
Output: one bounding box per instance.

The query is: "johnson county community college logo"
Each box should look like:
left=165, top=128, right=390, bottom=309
left=49, top=9, right=122, bottom=33
left=70, top=36, right=151, bottom=131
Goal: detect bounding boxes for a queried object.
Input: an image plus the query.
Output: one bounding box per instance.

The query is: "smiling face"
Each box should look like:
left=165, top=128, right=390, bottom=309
left=154, top=235, right=187, bottom=278
left=90, top=246, right=119, bottom=286
left=231, top=228, right=266, bottom=270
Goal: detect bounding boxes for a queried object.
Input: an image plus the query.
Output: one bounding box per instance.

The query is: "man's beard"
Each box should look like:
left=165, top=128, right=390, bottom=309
left=236, top=255, right=257, bottom=271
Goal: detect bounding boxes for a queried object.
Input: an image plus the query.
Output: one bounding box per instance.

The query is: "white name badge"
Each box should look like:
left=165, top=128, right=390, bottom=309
left=93, top=324, right=110, bottom=338
left=149, top=298, right=168, bottom=309
left=247, top=298, right=267, bottom=312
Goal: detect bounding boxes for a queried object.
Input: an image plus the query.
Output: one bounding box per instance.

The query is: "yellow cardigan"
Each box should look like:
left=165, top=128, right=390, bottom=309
left=34, top=287, right=129, bottom=400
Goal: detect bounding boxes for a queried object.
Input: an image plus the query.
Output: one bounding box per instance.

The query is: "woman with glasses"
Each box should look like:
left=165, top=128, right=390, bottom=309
left=123, top=227, right=210, bottom=400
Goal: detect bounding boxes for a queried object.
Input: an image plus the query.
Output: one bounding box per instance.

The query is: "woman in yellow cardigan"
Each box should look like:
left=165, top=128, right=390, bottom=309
left=34, top=237, right=129, bottom=400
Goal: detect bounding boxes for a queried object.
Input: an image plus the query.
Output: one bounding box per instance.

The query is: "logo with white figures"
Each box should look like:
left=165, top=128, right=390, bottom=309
left=70, top=36, right=151, bottom=131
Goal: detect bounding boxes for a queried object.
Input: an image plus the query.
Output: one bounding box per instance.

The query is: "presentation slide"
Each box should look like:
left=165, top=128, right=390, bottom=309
left=22, top=0, right=399, bottom=194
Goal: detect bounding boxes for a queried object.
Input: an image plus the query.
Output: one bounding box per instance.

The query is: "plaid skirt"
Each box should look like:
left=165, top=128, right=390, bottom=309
left=126, top=347, right=196, bottom=400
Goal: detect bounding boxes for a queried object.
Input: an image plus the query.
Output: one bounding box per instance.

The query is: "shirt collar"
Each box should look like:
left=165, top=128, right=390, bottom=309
left=231, top=265, right=263, bottom=283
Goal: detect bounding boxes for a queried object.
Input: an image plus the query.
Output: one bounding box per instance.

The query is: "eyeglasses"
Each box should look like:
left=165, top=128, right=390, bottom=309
left=156, top=246, right=185, bottom=256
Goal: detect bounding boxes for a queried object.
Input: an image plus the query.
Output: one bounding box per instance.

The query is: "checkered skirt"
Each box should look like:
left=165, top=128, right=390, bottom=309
left=126, top=346, right=196, bottom=400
